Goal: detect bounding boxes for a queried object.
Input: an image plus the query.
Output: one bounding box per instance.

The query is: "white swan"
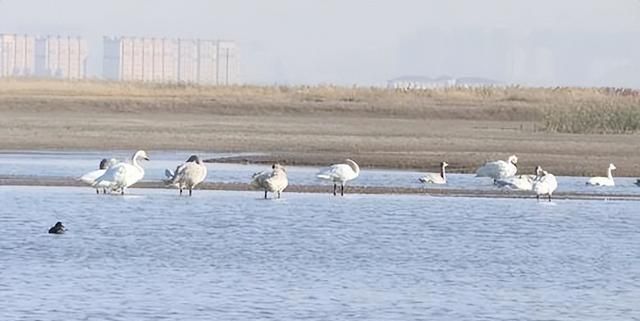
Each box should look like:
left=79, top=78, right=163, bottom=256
left=494, top=166, right=542, bottom=191
left=164, top=155, right=208, bottom=196
left=532, top=168, right=558, bottom=202
left=80, top=158, right=119, bottom=194
left=419, top=161, right=448, bottom=184
left=475, top=155, right=518, bottom=180
left=586, top=163, right=616, bottom=186
left=251, top=163, right=289, bottom=199
left=93, top=150, right=150, bottom=195
left=317, top=159, right=360, bottom=196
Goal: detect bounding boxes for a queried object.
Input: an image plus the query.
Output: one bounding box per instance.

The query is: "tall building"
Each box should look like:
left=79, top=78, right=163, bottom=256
left=0, top=33, right=87, bottom=79
left=35, top=36, right=88, bottom=79
left=103, top=36, right=239, bottom=85
left=0, top=34, right=36, bottom=77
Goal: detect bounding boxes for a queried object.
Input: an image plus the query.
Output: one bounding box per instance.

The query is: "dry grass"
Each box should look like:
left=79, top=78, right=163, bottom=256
left=1, top=78, right=640, bottom=176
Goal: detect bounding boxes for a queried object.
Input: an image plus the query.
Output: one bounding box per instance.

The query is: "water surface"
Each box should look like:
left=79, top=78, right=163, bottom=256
left=1, top=186, right=639, bottom=320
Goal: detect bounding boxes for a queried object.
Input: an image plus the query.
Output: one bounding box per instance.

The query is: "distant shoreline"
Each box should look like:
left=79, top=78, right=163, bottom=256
left=2, top=79, right=640, bottom=176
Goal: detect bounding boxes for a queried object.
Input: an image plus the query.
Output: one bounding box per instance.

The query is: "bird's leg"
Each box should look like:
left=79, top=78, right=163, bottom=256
left=95, top=189, right=99, bottom=195
left=341, top=184, right=344, bottom=196
left=548, top=194, right=552, bottom=202
left=264, top=190, right=268, bottom=199
left=121, top=188, right=125, bottom=195
left=536, top=194, right=540, bottom=202
left=189, top=187, right=192, bottom=197
left=333, top=183, right=337, bottom=196
left=277, top=191, right=281, bottom=199
left=179, top=188, right=183, bottom=196
left=103, top=188, right=107, bottom=194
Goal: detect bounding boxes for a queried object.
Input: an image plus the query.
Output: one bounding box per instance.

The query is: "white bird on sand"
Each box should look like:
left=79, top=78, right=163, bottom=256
left=419, top=161, right=449, bottom=184
left=92, top=150, right=150, bottom=195
left=532, top=168, right=558, bottom=202
left=475, top=155, right=518, bottom=180
left=164, top=155, right=208, bottom=196
left=586, top=163, right=616, bottom=186
left=80, top=158, right=119, bottom=194
left=250, top=163, right=289, bottom=199
left=316, top=159, right=360, bottom=196
left=494, top=166, right=542, bottom=191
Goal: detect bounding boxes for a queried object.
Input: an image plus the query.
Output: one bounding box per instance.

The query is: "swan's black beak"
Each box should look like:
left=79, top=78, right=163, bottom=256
left=144, top=157, right=150, bottom=161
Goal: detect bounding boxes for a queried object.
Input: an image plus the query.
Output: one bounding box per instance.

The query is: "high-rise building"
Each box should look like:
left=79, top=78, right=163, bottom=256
left=103, top=36, right=239, bottom=85
left=0, top=34, right=36, bottom=77
left=0, top=33, right=87, bottom=79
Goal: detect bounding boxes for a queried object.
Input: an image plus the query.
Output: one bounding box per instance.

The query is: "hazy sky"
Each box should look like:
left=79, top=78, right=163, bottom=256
left=1, top=0, right=640, bottom=87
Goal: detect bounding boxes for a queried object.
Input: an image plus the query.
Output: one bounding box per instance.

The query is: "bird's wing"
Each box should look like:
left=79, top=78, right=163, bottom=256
left=317, top=164, right=350, bottom=180
left=80, top=169, right=106, bottom=185
left=93, top=163, right=127, bottom=186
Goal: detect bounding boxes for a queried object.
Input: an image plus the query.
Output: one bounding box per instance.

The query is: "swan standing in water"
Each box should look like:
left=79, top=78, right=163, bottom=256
left=586, top=163, right=616, bottom=186
left=419, top=162, right=448, bottom=184
left=80, top=158, right=119, bottom=194
left=317, top=159, right=360, bottom=196
left=532, top=168, right=558, bottom=202
left=475, top=155, right=518, bottom=180
left=93, top=150, right=150, bottom=195
left=251, top=163, right=289, bottom=199
left=164, top=155, right=208, bottom=196
left=495, top=166, right=542, bottom=191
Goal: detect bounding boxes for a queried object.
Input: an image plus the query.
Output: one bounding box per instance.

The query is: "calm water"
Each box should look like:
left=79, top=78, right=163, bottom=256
left=1, top=150, right=640, bottom=195
left=1, top=186, right=639, bottom=320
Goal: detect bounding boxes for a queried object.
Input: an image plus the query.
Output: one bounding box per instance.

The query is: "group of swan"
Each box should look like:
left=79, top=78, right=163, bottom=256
left=418, top=154, right=618, bottom=202
left=80, top=152, right=361, bottom=198
left=79, top=151, right=619, bottom=201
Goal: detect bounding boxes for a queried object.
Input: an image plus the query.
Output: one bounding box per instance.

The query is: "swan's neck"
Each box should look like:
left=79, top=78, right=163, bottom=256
left=440, top=166, right=446, bottom=180
left=607, top=168, right=613, bottom=179
left=348, top=161, right=360, bottom=174
left=131, top=153, right=143, bottom=169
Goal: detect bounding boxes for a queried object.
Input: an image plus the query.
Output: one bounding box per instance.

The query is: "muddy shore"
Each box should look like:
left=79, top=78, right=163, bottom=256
left=2, top=79, right=640, bottom=176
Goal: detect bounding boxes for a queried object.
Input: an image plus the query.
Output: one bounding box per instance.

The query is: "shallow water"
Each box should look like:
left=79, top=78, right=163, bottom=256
left=2, top=186, right=639, bottom=320
left=1, top=150, right=639, bottom=195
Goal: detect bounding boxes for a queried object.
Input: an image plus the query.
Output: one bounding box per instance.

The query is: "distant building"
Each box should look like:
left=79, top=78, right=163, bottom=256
left=0, top=34, right=36, bottom=77
left=103, top=36, right=239, bottom=85
left=387, top=75, right=502, bottom=90
left=0, top=33, right=87, bottom=79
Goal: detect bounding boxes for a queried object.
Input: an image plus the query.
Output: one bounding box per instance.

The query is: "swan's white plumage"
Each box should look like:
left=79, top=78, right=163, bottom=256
left=251, top=164, right=288, bottom=198
left=586, top=163, right=616, bottom=186
left=316, top=159, right=360, bottom=184
left=532, top=170, right=558, bottom=201
left=419, top=162, right=448, bottom=185
left=265, top=165, right=288, bottom=197
left=165, top=155, right=207, bottom=195
left=93, top=151, right=149, bottom=194
left=495, top=166, right=541, bottom=191
left=80, top=158, right=119, bottom=192
left=475, top=155, right=518, bottom=179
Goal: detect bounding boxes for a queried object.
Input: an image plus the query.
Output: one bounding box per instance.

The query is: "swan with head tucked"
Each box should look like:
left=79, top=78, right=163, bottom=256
left=80, top=158, right=119, bottom=194
left=419, top=161, right=448, bottom=184
left=495, top=166, right=542, bottom=191
left=164, top=155, right=208, bottom=196
left=93, top=150, right=150, bottom=195
left=317, top=159, right=360, bottom=196
left=586, top=163, right=616, bottom=186
left=532, top=168, right=558, bottom=202
left=251, top=163, right=289, bottom=199
left=475, top=155, right=518, bottom=180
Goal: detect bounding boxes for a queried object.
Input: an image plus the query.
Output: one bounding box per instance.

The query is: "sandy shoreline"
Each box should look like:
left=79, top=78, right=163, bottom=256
left=2, top=80, right=640, bottom=176
left=2, top=175, right=639, bottom=201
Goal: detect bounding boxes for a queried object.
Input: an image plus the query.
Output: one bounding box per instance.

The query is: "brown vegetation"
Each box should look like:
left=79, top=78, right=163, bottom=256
left=1, top=79, right=640, bottom=176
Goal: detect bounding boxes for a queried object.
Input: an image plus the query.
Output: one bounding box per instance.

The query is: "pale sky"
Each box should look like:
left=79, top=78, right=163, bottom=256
left=1, top=0, right=640, bottom=87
